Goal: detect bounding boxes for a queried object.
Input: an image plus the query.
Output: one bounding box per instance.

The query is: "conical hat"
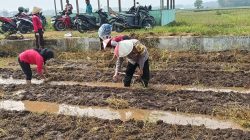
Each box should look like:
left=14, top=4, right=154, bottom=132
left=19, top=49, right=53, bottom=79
left=116, top=40, right=134, bottom=57
left=32, top=7, right=42, bottom=14
left=103, top=39, right=111, bottom=49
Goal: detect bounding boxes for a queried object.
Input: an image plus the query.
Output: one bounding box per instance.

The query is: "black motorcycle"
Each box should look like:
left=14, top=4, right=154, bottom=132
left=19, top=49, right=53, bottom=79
left=0, top=16, right=19, bottom=34
left=110, top=5, right=155, bottom=32
left=76, top=9, right=109, bottom=33
left=17, top=13, right=46, bottom=34
left=16, top=17, right=33, bottom=34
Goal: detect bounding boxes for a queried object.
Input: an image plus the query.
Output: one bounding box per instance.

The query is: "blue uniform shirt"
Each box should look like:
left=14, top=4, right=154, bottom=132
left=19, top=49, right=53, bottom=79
left=86, top=4, right=92, bottom=14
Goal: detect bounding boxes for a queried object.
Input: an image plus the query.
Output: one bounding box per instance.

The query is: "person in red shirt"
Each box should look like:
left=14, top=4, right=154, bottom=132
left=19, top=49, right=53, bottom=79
left=32, top=7, right=44, bottom=48
left=18, top=48, right=54, bottom=85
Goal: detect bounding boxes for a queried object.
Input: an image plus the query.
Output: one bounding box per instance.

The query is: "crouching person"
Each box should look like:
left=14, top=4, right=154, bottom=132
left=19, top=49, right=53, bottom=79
left=113, top=39, right=150, bottom=87
left=18, top=48, right=54, bottom=85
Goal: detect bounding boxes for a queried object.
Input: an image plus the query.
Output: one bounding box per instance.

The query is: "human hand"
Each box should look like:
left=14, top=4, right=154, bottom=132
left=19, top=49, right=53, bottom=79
left=113, top=74, right=118, bottom=82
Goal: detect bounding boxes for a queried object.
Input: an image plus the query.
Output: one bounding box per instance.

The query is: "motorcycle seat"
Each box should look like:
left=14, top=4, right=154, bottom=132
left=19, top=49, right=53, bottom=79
left=119, top=13, right=135, bottom=17
left=84, top=14, right=96, bottom=21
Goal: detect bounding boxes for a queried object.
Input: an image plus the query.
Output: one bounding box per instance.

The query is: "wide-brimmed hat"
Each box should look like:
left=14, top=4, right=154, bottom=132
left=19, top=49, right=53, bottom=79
left=103, top=39, right=111, bottom=49
left=32, top=7, right=42, bottom=14
left=114, top=40, right=134, bottom=57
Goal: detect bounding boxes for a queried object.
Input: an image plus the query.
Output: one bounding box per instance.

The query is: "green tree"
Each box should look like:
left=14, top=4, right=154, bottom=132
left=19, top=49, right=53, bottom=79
left=194, top=0, right=203, bottom=9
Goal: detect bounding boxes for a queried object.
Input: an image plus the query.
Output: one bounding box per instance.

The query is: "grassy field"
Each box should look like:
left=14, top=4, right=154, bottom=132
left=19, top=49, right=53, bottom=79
left=1, top=8, right=250, bottom=40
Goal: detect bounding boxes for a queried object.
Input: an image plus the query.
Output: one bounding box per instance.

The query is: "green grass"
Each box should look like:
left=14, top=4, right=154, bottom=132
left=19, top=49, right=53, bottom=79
left=1, top=8, right=250, bottom=40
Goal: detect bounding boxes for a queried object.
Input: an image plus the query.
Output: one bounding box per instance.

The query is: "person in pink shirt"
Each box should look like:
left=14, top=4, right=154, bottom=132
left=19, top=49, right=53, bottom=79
left=18, top=48, right=54, bottom=85
left=32, top=7, right=44, bottom=48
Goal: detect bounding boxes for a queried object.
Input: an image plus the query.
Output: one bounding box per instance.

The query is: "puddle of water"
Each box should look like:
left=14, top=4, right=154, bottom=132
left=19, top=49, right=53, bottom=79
left=0, top=100, right=246, bottom=130
left=1, top=77, right=249, bottom=94
left=24, top=101, right=59, bottom=114
left=0, top=100, right=25, bottom=111
left=51, top=81, right=124, bottom=88
left=185, top=87, right=250, bottom=94
left=0, top=77, right=43, bottom=85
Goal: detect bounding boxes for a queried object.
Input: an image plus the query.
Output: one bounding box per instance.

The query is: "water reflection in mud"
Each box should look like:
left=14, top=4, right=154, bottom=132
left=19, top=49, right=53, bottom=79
left=0, top=100, right=245, bottom=130
left=1, top=77, right=249, bottom=94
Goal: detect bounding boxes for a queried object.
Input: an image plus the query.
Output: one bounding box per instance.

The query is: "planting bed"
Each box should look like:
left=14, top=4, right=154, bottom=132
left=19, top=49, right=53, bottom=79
left=0, top=50, right=249, bottom=138
left=1, top=110, right=249, bottom=139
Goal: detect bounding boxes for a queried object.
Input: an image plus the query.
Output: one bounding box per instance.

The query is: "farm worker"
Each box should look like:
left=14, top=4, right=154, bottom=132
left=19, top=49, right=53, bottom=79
left=18, top=48, right=54, bottom=85
left=65, top=0, right=73, bottom=15
left=32, top=7, right=44, bottom=49
left=113, top=39, right=150, bottom=88
left=85, top=0, right=93, bottom=15
left=15, top=7, right=28, bottom=18
left=98, top=24, right=112, bottom=50
left=98, top=23, right=131, bottom=50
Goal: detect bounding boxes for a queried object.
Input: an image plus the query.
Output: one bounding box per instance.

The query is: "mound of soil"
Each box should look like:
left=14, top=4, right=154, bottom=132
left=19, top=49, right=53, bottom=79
left=1, top=67, right=249, bottom=87
left=0, top=110, right=249, bottom=139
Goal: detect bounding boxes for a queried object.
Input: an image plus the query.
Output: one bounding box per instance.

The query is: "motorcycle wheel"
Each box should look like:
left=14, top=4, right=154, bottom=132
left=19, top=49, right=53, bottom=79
left=142, top=19, right=154, bottom=29
left=18, top=24, right=29, bottom=34
left=115, top=25, right=125, bottom=33
left=77, top=22, right=88, bottom=33
left=55, top=21, right=66, bottom=31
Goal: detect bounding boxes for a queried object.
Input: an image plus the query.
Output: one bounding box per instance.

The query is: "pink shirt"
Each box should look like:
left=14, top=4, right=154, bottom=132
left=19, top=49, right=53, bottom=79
left=19, top=49, right=44, bottom=74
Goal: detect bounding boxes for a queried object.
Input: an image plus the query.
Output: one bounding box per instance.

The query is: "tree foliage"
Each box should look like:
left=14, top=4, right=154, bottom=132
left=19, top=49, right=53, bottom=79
left=194, top=0, right=203, bottom=9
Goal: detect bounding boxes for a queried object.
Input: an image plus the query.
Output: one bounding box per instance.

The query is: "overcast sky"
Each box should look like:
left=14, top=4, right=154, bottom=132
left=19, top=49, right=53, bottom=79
left=0, top=0, right=215, bottom=11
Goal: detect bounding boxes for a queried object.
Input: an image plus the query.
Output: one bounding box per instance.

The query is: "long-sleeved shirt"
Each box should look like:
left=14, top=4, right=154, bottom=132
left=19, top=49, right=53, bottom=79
left=86, top=4, right=92, bottom=14
left=110, top=35, right=128, bottom=48
left=19, top=49, right=44, bottom=75
left=115, top=40, right=149, bottom=73
left=32, top=14, right=43, bottom=32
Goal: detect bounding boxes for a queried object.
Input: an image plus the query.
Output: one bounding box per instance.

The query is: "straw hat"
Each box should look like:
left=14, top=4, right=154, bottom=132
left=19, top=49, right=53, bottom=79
left=115, top=40, right=134, bottom=57
left=103, top=38, right=111, bottom=49
left=32, top=7, right=42, bottom=14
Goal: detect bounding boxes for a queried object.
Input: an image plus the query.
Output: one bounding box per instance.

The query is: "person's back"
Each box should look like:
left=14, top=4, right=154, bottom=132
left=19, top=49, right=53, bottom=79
left=19, top=49, right=44, bottom=66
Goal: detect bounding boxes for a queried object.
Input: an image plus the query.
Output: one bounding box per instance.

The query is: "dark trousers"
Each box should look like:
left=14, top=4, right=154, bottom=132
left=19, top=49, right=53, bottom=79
left=99, top=38, right=104, bottom=50
left=18, top=58, right=32, bottom=80
left=124, top=59, right=150, bottom=87
left=35, top=29, right=44, bottom=49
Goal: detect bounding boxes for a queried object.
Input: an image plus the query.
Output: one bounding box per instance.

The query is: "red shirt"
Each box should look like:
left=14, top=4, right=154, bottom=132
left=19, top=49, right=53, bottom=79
left=112, top=35, right=126, bottom=42
left=19, top=49, right=44, bottom=75
left=32, top=15, right=43, bottom=32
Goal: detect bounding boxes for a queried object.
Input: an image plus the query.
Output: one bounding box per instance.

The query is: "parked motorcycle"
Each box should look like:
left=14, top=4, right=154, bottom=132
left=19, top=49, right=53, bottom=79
left=76, top=9, right=109, bottom=33
left=16, top=13, right=46, bottom=34
left=0, top=16, right=18, bottom=34
left=51, top=11, right=77, bottom=31
left=110, top=4, right=155, bottom=32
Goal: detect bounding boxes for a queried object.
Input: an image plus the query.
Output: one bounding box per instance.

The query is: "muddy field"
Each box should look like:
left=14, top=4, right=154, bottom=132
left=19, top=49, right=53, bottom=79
left=1, top=84, right=250, bottom=116
left=0, top=50, right=250, bottom=138
left=1, top=110, right=249, bottom=139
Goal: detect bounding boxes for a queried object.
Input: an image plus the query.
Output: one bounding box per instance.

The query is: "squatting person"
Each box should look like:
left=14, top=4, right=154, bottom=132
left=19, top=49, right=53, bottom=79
left=113, top=39, right=150, bottom=88
left=18, top=48, right=54, bottom=85
left=32, top=7, right=44, bottom=48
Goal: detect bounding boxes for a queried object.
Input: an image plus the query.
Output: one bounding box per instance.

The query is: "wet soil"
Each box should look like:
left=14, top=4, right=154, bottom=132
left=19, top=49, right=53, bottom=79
left=1, top=67, right=249, bottom=87
left=1, top=84, right=250, bottom=116
left=0, top=110, right=249, bottom=139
